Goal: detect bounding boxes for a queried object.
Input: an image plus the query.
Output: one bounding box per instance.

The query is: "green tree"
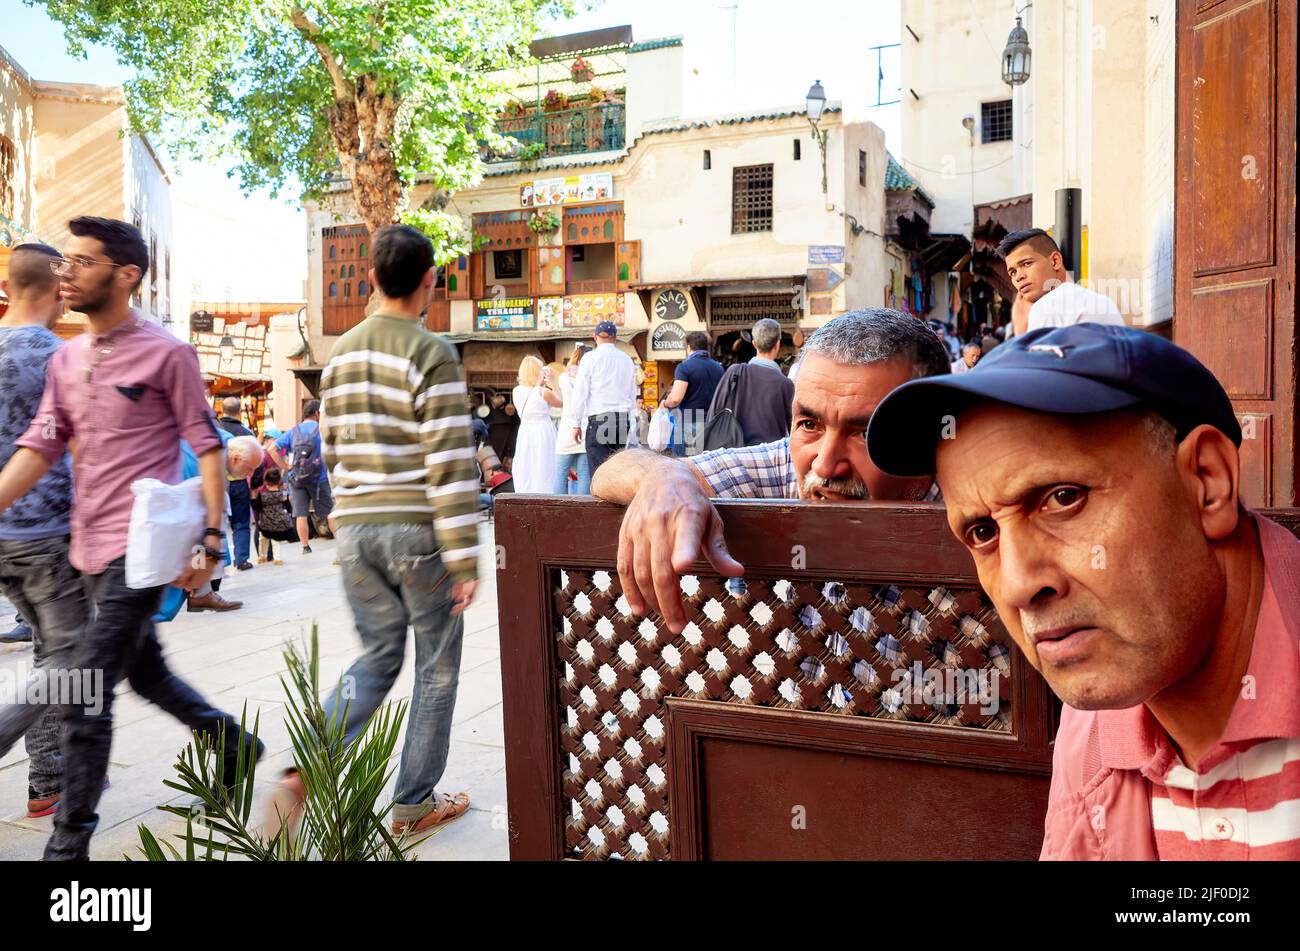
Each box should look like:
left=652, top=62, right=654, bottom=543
left=33, top=0, right=569, bottom=253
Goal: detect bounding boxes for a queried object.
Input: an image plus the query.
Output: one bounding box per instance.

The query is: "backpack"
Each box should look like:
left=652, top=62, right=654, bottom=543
left=700, top=366, right=746, bottom=451
left=286, top=423, right=322, bottom=488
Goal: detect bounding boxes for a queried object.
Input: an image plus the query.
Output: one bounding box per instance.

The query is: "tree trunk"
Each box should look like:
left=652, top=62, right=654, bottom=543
left=328, top=78, right=402, bottom=233
left=290, top=8, right=403, bottom=233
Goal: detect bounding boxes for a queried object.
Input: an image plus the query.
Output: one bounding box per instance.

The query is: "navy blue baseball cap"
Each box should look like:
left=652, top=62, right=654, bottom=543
left=867, top=323, right=1241, bottom=477
left=594, top=320, right=618, bottom=337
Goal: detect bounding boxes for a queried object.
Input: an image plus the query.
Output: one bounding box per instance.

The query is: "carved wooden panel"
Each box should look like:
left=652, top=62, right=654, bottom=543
left=554, top=569, right=1018, bottom=860
left=1183, top=279, right=1273, bottom=399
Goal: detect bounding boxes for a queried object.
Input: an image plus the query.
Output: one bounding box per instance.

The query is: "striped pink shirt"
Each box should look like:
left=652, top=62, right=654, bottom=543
left=1095, top=516, right=1300, bottom=860
left=1041, top=514, right=1300, bottom=860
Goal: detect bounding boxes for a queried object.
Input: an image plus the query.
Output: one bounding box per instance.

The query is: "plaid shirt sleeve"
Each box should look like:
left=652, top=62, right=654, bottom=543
left=689, top=437, right=794, bottom=499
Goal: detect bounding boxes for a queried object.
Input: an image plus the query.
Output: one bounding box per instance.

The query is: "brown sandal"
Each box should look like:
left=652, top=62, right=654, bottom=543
left=391, top=791, right=471, bottom=835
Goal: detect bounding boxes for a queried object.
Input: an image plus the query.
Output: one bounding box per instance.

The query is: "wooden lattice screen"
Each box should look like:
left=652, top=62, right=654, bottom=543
left=496, top=497, right=1060, bottom=861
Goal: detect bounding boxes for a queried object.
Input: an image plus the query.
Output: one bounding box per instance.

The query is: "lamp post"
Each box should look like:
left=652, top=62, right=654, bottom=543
left=962, top=114, right=975, bottom=275
left=805, top=80, right=829, bottom=198
left=1001, top=14, right=1032, bottom=87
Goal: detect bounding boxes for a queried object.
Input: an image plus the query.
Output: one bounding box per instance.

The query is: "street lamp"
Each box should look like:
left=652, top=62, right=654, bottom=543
left=219, top=332, right=235, bottom=370
left=1001, top=15, right=1031, bottom=86
left=962, top=115, right=975, bottom=275
left=805, top=80, right=829, bottom=197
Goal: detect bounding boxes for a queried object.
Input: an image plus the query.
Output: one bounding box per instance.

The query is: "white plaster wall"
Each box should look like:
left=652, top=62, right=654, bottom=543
left=625, top=43, right=685, bottom=140
left=900, top=0, right=1025, bottom=235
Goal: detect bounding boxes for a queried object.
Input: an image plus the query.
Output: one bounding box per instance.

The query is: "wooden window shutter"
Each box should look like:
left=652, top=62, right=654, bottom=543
left=446, top=255, right=471, bottom=299
left=616, top=240, right=641, bottom=290
left=537, top=245, right=565, bottom=296
left=470, top=252, right=485, bottom=300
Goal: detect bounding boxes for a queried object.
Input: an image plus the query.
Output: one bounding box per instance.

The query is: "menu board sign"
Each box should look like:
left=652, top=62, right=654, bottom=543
left=562, top=292, right=624, bottom=327
left=475, top=297, right=535, bottom=330
left=519, top=172, right=614, bottom=207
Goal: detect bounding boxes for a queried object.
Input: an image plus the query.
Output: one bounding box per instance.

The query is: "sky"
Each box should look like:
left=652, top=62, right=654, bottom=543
left=1, top=0, right=902, bottom=304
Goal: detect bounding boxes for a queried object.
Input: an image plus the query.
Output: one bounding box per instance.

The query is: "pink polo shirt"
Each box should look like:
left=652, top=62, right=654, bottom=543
left=1041, top=513, right=1300, bottom=860
left=16, top=314, right=223, bottom=574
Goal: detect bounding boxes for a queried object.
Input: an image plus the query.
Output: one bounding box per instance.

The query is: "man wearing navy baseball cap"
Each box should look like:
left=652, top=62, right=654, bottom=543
left=569, top=319, right=638, bottom=476
left=868, top=323, right=1300, bottom=860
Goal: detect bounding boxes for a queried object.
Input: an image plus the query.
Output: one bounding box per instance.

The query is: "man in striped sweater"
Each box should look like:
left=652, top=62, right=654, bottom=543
left=266, top=224, right=480, bottom=837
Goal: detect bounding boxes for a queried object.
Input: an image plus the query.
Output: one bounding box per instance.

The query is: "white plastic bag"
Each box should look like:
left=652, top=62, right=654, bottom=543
left=125, top=477, right=206, bottom=589
left=647, top=407, right=674, bottom=452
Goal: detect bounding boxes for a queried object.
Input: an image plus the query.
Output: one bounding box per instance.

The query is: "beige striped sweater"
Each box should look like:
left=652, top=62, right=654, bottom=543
left=319, top=312, right=479, bottom=582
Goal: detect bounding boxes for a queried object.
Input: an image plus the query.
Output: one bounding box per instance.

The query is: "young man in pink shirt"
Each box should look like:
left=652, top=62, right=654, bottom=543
left=869, top=323, right=1300, bottom=859
left=0, top=217, right=261, bottom=861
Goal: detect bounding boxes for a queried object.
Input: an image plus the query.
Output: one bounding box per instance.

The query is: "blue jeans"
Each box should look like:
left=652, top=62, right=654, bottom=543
left=228, top=480, right=251, bottom=565
left=44, top=557, right=257, bottom=860
left=552, top=452, right=591, bottom=495
left=0, top=534, right=85, bottom=799
left=323, top=523, right=464, bottom=823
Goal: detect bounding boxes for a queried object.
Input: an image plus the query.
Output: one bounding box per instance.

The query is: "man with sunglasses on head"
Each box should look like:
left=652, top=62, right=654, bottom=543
left=0, top=217, right=261, bottom=861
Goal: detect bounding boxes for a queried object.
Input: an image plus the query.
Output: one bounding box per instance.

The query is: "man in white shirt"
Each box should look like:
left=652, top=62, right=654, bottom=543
left=569, top=320, right=638, bottom=475
left=998, top=228, right=1124, bottom=335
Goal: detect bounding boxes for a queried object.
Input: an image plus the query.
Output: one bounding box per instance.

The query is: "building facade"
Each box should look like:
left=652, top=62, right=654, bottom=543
left=0, top=42, right=175, bottom=333
left=898, top=0, right=1178, bottom=333
left=302, top=32, right=893, bottom=423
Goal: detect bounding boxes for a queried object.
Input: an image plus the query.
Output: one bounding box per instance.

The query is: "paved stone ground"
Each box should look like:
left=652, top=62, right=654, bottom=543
left=0, top=521, right=507, bottom=861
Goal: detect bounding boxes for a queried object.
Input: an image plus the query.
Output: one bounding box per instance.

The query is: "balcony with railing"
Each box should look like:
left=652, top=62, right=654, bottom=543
left=488, top=100, right=626, bottom=163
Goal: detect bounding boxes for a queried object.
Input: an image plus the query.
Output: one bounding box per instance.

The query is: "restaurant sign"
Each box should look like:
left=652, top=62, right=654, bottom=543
left=651, top=321, right=687, bottom=353
left=476, top=297, right=535, bottom=330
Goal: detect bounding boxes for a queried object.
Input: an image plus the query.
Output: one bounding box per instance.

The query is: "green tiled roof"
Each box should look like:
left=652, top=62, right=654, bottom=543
left=629, top=36, right=683, bottom=53
left=885, top=152, right=934, bottom=207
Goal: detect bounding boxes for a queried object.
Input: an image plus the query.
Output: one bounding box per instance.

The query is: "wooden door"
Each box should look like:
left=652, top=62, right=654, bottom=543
left=1174, top=0, right=1297, bottom=506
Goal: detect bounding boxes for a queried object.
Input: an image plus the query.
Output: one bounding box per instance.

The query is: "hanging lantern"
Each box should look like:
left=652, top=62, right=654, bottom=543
left=1001, top=16, right=1031, bottom=86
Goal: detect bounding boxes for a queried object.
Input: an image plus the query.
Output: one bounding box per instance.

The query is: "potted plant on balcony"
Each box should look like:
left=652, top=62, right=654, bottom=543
left=570, top=55, right=593, bottom=83
left=586, top=85, right=605, bottom=104
left=528, top=209, right=560, bottom=235
left=543, top=89, right=569, bottom=113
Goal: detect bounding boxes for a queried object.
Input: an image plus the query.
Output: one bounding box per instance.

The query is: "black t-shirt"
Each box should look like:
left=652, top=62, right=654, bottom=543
left=674, top=351, right=726, bottom=412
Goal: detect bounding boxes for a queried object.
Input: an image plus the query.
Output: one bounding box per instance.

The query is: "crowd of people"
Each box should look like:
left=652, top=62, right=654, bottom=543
left=0, top=209, right=1294, bottom=861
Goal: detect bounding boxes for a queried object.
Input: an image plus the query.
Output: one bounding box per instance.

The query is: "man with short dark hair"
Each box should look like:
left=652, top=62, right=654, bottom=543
left=868, top=323, right=1300, bottom=859
left=0, top=216, right=261, bottom=860
left=274, top=398, right=335, bottom=553
left=569, top=320, right=638, bottom=475
left=217, top=396, right=256, bottom=570
left=661, top=330, right=724, bottom=456
left=996, top=228, right=1124, bottom=335
left=591, top=308, right=949, bottom=632
left=0, top=242, right=84, bottom=819
left=265, top=223, right=479, bottom=839
left=705, top=317, right=794, bottom=446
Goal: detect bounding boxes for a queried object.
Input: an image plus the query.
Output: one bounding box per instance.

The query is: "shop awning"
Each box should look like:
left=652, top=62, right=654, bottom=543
left=891, top=213, right=971, bottom=274
left=446, top=328, right=644, bottom=343
left=291, top=366, right=325, bottom=398
left=627, top=275, right=805, bottom=290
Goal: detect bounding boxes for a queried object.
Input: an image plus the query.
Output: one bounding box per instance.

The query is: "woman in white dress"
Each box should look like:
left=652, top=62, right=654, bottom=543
left=553, top=346, right=592, bottom=494
left=510, top=355, right=562, bottom=493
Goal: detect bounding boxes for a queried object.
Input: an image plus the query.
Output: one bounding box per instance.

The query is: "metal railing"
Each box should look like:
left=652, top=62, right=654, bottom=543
left=488, top=102, right=626, bottom=163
